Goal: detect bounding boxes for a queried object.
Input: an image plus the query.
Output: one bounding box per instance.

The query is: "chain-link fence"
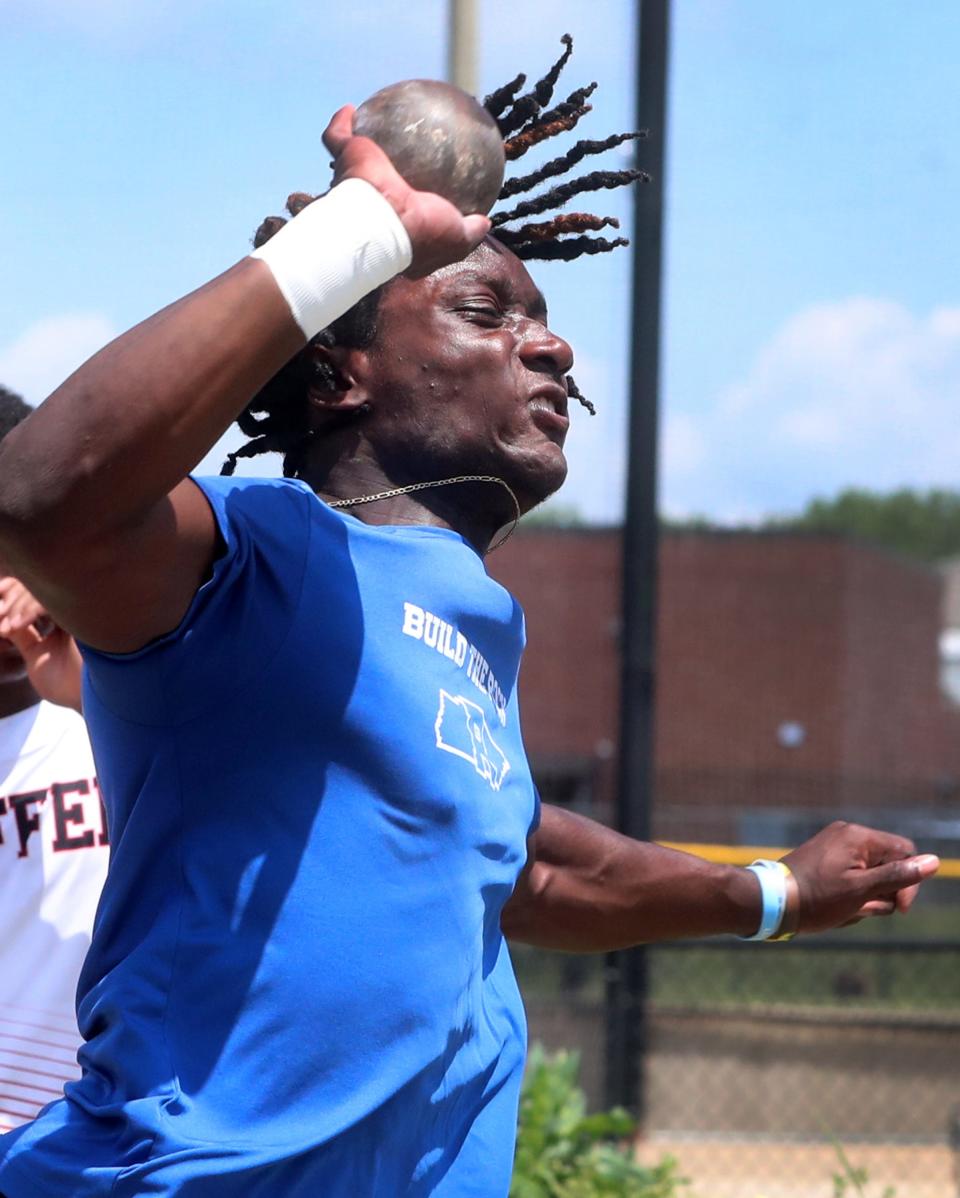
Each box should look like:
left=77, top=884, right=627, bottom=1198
left=489, top=525, right=960, bottom=1197
left=516, top=901, right=960, bottom=1196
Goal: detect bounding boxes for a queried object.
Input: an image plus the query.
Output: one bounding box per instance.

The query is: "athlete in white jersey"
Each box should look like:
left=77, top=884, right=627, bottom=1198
left=0, top=388, right=107, bottom=1133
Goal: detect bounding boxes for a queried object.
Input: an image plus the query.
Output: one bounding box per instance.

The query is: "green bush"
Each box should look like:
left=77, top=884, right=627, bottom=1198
left=511, top=1046, right=688, bottom=1198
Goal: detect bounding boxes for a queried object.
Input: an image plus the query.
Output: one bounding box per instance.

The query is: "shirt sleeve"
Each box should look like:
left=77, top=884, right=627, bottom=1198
left=80, top=476, right=312, bottom=727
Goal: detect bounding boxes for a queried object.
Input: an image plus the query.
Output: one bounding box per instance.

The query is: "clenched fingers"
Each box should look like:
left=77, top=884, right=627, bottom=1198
left=7, top=622, right=44, bottom=661
left=857, top=898, right=897, bottom=918
left=322, top=105, right=356, bottom=158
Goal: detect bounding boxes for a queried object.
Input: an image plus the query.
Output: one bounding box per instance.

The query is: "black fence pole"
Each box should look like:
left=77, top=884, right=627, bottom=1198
left=604, top=0, right=671, bottom=1118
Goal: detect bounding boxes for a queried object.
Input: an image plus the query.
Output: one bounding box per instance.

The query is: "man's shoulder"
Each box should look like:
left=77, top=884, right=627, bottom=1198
left=189, top=474, right=321, bottom=564
left=190, top=473, right=316, bottom=515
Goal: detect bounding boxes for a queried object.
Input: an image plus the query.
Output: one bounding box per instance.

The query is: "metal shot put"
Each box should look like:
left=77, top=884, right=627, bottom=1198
left=355, top=79, right=505, bottom=215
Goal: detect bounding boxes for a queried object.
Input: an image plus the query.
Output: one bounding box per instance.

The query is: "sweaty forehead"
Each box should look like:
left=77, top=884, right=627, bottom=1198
left=425, top=238, right=548, bottom=317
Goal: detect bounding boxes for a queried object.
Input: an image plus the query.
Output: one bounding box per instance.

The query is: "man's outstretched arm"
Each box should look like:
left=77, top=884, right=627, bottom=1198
left=501, top=804, right=940, bottom=951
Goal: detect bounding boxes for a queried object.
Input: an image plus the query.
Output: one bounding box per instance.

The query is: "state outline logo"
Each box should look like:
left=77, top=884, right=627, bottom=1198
left=434, top=689, right=511, bottom=792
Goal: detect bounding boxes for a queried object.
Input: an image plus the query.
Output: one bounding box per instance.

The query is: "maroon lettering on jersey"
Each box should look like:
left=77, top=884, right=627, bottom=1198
left=10, top=790, right=47, bottom=858
left=94, top=777, right=109, bottom=847
left=51, top=780, right=96, bottom=853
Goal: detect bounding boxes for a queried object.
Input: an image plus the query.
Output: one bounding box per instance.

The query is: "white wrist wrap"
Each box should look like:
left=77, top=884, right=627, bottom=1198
left=739, top=859, right=788, bottom=941
left=250, top=177, right=412, bottom=340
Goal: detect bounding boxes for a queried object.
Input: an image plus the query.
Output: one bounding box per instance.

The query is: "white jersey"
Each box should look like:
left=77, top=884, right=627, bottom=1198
left=0, top=700, right=108, bottom=1132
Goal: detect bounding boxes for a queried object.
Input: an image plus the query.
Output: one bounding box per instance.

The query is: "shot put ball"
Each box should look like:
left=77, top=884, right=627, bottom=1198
left=353, top=79, right=505, bottom=216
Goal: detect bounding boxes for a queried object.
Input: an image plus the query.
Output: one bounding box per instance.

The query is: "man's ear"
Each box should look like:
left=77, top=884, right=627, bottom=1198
left=306, top=343, right=372, bottom=420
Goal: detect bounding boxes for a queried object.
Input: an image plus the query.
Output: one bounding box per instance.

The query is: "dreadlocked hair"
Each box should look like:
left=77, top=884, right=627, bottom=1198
left=494, top=213, right=628, bottom=262
left=482, top=34, right=646, bottom=411
left=485, top=34, right=648, bottom=264
left=504, top=104, right=593, bottom=160
left=565, top=375, right=595, bottom=416
left=221, top=191, right=382, bottom=478
left=225, top=34, right=645, bottom=472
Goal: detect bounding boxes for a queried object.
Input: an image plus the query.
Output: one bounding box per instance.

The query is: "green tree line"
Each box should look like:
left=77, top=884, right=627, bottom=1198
left=667, top=487, right=960, bottom=564
left=531, top=487, right=960, bottom=564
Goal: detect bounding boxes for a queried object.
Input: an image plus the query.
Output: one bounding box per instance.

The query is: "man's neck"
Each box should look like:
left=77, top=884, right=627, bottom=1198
left=0, top=678, right=41, bottom=720
left=302, top=457, right=516, bottom=556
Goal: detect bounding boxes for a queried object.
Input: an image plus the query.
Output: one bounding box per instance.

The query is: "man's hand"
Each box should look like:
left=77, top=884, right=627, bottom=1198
left=782, top=821, right=940, bottom=933
left=322, top=105, right=491, bottom=278
left=0, top=573, right=45, bottom=636
left=0, top=576, right=83, bottom=712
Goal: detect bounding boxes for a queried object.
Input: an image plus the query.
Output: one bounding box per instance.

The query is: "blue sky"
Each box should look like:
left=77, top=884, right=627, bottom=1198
left=2, top=1, right=959, bottom=523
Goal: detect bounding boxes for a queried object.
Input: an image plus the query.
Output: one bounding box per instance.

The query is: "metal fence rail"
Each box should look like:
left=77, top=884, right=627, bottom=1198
left=517, top=882, right=960, bottom=1197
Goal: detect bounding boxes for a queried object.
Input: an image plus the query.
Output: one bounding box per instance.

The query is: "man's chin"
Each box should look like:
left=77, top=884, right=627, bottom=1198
left=516, top=443, right=568, bottom=508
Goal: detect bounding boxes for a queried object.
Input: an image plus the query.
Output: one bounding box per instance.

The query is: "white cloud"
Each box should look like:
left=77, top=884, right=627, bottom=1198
left=0, top=314, right=117, bottom=406
left=662, top=296, right=960, bottom=522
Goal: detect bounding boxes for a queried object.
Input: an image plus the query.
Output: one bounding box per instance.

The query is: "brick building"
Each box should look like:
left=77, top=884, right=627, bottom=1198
left=489, top=529, right=960, bottom=847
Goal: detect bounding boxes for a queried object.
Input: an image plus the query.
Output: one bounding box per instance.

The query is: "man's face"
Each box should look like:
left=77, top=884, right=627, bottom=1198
left=347, top=237, right=576, bottom=513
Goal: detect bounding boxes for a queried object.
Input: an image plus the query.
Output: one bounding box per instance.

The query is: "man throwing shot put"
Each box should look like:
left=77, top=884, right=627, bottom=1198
left=0, top=46, right=939, bottom=1198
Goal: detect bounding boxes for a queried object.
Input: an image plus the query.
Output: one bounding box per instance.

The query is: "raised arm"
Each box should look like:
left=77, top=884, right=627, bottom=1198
left=0, top=108, right=489, bottom=653
left=501, top=804, right=940, bottom=951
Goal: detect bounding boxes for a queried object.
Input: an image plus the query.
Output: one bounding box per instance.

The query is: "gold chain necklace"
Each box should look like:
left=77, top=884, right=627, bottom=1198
left=326, top=475, right=521, bottom=553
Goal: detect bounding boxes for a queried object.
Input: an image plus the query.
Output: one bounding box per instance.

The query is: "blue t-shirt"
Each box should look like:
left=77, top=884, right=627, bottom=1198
left=0, top=477, right=538, bottom=1198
